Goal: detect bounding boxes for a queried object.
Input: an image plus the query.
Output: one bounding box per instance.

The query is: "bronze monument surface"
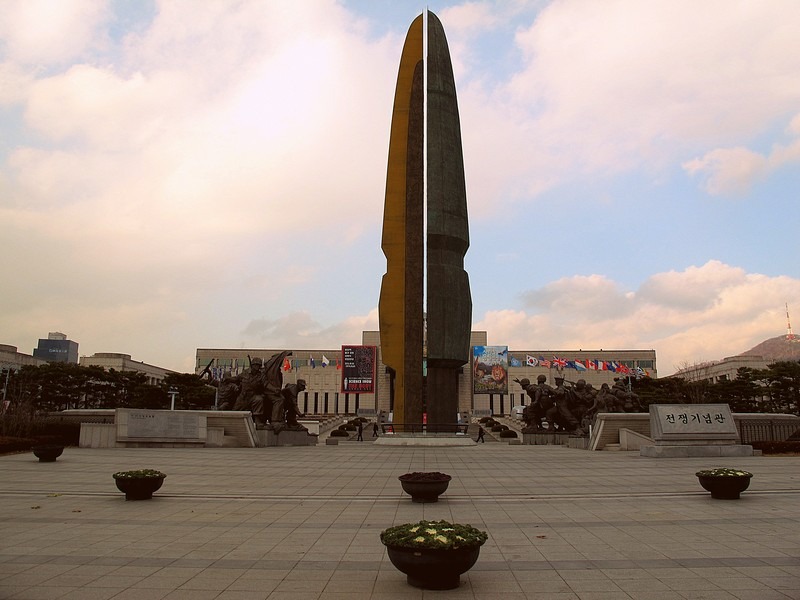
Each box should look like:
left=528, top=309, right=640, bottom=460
left=379, top=12, right=471, bottom=429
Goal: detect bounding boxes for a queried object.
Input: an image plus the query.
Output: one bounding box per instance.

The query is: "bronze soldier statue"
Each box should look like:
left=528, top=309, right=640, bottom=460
left=611, top=377, right=642, bottom=412
left=549, top=376, right=581, bottom=434
left=281, top=379, right=307, bottom=430
left=216, top=373, right=241, bottom=411
left=516, top=377, right=546, bottom=432
left=234, top=357, right=268, bottom=425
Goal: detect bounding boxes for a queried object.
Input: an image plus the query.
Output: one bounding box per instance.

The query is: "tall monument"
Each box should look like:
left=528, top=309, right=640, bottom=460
left=379, top=12, right=471, bottom=428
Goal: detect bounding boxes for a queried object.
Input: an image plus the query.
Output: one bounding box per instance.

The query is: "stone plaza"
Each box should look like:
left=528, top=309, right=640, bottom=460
left=1, top=443, right=799, bottom=599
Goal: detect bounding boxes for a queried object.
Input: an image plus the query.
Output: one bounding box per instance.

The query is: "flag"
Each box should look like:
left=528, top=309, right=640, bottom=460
left=571, top=360, right=587, bottom=371
left=553, top=356, right=567, bottom=370
left=586, top=360, right=597, bottom=370
left=525, top=355, right=538, bottom=367
left=510, top=357, right=521, bottom=367
left=282, top=357, right=291, bottom=372
left=619, top=364, right=631, bottom=375
left=310, top=356, right=316, bottom=369
left=322, top=355, right=330, bottom=367
left=596, top=360, right=607, bottom=371
left=539, top=356, right=552, bottom=368
left=608, top=361, right=618, bottom=372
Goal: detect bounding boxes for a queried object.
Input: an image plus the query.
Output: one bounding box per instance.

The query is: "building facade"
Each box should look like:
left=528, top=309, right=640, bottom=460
left=32, top=332, right=78, bottom=364
left=0, top=344, right=47, bottom=371
left=80, top=353, right=175, bottom=385
left=196, top=332, right=657, bottom=419
left=671, top=355, right=768, bottom=384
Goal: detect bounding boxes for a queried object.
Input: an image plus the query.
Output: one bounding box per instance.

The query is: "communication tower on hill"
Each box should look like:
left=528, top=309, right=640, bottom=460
left=787, top=303, right=796, bottom=340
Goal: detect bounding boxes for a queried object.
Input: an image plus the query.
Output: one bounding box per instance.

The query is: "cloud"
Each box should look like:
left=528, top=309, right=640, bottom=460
left=0, top=0, right=109, bottom=65
left=683, top=114, right=800, bottom=195
left=476, top=261, right=800, bottom=374
left=241, top=309, right=378, bottom=348
left=456, top=0, right=800, bottom=209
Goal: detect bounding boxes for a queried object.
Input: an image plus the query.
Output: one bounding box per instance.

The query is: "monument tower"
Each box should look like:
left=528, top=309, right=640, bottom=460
left=379, top=12, right=472, bottom=428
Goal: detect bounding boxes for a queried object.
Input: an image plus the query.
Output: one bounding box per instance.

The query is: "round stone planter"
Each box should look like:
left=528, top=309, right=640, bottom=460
left=32, top=445, right=64, bottom=462
left=385, top=544, right=481, bottom=590
left=113, top=474, right=166, bottom=500
left=697, top=474, right=752, bottom=499
left=398, top=473, right=451, bottom=503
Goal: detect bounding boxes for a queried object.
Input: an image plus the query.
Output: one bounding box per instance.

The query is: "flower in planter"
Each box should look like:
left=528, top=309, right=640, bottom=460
left=380, top=520, right=487, bottom=550
left=113, top=469, right=166, bottom=480
left=398, top=471, right=451, bottom=481
left=695, top=468, right=752, bottom=478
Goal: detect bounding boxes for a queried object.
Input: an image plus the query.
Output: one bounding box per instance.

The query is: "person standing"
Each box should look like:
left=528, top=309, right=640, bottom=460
left=372, top=422, right=379, bottom=437
left=357, top=421, right=364, bottom=441
left=477, top=425, right=486, bottom=443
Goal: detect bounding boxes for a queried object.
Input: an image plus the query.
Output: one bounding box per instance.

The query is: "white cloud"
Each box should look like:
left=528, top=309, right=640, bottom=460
left=476, top=261, right=800, bottom=375
left=0, top=0, right=109, bottom=65
left=683, top=114, right=800, bottom=195
left=456, top=0, right=800, bottom=208
left=241, top=309, right=378, bottom=349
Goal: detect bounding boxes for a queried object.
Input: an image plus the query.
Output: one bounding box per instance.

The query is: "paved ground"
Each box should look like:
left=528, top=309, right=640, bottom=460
left=1, top=443, right=799, bottom=600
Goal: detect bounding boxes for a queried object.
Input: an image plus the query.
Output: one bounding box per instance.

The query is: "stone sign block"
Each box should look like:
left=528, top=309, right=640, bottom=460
left=649, top=404, right=738, bottom=445
left=117, top=409, right=205, bottom=442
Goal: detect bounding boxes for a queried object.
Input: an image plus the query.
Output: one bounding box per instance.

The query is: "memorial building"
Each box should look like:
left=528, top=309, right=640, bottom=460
left=195, top=333, right=657, bottom=419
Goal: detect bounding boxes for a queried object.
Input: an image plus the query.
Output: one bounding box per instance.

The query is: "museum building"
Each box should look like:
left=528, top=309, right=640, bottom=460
left=196, top=331, right=657, bottom=418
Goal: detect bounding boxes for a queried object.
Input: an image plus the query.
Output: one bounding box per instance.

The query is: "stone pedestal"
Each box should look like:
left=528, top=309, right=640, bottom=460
left=640, top=444, right=753, bottom=458
left=522, top=432, right=571, bottom=445
left=640, top=404, right=752, bottom=458
left=256, top=428, right=318, bottom=447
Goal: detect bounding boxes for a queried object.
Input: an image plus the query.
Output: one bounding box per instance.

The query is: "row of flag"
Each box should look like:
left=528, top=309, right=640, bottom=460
left=304, top=354, right=334, bottom=371
left=513, top=355, right=650, bottom=378
left=206, top=355, right=341, bottom=379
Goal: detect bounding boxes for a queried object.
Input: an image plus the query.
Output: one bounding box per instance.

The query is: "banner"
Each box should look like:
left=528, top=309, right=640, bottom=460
left=341, top=345, right=376, bottom=393
left=472, top=346, right=508, bottom=394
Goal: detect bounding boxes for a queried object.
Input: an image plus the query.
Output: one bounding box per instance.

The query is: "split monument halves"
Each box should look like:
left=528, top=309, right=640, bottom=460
left=378, top=11, right=472, bottom=430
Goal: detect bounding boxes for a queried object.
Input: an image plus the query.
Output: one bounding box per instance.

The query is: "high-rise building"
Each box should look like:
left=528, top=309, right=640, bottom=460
left=32, top=332, right=78, bottom=364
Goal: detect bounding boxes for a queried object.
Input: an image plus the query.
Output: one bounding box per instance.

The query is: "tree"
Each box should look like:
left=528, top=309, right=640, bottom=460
left=161, top=373, right=216, bottom=410
left=750, top=361, right=800, bottom=415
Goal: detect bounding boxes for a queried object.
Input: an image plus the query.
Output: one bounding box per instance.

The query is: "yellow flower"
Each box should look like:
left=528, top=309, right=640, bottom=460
left=426, top=528, right=437, bottom=535
left=409, top=526, right=419, bottom=533
left=414, top=536, right=426, bottom=543
left=435, top=535, right=448, bottom=543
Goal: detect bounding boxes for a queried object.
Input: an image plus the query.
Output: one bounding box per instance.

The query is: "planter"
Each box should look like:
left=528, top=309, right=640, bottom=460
left=380, top=520, right=487, bottom=590
left=113, top=470, right=166, bottom=501
left=398, top=472, right=451, bottom=503
left=696, top=468, right=752, bottom=500
left=32, top=445, right=64, bottom=462
left=385, top=544, right=481, bottom=589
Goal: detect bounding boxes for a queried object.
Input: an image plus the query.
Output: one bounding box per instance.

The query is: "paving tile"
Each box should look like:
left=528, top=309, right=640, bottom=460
left=1, top=446, right=799, bottom=600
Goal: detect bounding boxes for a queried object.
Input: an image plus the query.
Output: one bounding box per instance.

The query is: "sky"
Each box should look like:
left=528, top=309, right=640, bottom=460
left=1, top=0, right=799, bottom=376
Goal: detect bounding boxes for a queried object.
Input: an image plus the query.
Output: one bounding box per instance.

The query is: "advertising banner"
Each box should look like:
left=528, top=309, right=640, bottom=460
left=472, top=346, right=508, bottom=394
left=341, top=345, right=376, bottom=393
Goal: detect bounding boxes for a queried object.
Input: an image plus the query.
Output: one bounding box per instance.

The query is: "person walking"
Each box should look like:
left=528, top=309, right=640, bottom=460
left=357, top=421, right=364, bottom=441
left=477, top=425, right=486, bottom=443
left=372, top=422, right=379, bottom=437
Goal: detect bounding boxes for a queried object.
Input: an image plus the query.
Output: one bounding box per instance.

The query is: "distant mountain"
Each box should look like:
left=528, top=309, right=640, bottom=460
left=740, top=335, right=800, bottom=363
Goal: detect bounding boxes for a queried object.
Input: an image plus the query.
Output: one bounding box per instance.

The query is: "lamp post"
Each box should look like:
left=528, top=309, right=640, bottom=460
left=168, top=387, right=179, bottom=410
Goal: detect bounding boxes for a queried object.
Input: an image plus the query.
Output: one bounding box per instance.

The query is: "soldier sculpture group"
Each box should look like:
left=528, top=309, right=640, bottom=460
left=517, top=375, right=642, bottom=435
left=207, top=351, right=307, bottom=432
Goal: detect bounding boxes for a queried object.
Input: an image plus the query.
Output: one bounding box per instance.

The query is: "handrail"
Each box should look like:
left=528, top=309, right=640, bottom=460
left=380, top=423, right=470, bottom=435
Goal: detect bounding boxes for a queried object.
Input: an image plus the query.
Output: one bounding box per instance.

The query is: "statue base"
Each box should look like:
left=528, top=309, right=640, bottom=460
left=256, top=426, right=318, bottom=447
